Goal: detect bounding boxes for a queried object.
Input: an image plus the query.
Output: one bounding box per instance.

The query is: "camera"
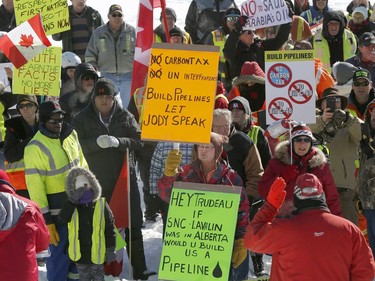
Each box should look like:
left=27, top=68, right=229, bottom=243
left=326, top=96, right=338, bottom=113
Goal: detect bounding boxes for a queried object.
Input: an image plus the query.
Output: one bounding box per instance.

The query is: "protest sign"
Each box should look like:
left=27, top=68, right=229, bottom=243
left=159, top=182, right=241, bottom=281
left=141, top=43, right=219, bottom=144
left=241, top=0, right=292, bottom=30
left=14, top=0, right=70, bottom=35
left=265, top=50, right=315, bottom=124
left=12, top=47, right=62, bottom=96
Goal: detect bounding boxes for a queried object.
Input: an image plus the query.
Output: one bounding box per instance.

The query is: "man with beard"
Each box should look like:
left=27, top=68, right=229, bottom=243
left=346, top=32, right=375, bottom=85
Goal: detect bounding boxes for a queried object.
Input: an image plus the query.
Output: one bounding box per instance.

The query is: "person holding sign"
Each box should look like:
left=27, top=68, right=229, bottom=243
left=258, top=124, right=342, bottom=218
left=245, top=174, right=375, bottom=280
left=223, top=4, right=293, bottom=76
left=158, top=132, right=250, bottom=281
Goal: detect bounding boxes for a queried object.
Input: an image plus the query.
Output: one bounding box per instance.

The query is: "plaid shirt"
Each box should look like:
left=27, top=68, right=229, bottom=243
left=149, top=142, right=193, bottom=195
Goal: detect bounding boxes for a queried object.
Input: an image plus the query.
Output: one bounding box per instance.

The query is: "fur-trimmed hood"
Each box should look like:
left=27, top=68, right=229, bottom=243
left=274, top=140, right=327, bottom=168
left=65, top=167, right=101, bottom=202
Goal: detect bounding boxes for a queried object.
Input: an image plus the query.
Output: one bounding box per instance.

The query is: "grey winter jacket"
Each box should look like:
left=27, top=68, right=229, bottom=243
left=85, top=22, right=135, bottom=74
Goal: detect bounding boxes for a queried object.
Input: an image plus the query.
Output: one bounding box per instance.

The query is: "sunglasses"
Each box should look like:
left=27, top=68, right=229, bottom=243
left=111, top=13, right=123, bottom=17
left=17, top=103, right=35, bottom=109
left=226, top=16, right=239, bottom=22
left=353, top=81, right=370, bottom=87
left=294, top=137, right=311, bottom=143
left=82, top=75, right=96, bottom=81
left=47, top=118, right=64, bottom=125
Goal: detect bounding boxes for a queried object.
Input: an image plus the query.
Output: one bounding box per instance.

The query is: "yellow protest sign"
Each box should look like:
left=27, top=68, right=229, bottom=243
left=14, top=0, right=70, bottom=35
left=13, top=47, right=62, bottom=96
left=141, top=43, right=220, bottom=144
left=159, top=182, right=241, bottom=281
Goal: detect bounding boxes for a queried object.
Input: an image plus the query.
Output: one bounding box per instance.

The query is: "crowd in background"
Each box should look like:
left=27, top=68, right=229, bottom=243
left=1, top=0, right=375, bottom=280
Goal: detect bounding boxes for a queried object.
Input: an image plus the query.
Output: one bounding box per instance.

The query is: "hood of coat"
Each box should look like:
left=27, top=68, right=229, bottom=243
left=274, top=140, right=327, bottom=168
left=322, top=10, right=346, bottom=41
left=65, top=167, right=101, bottom=203
left=0, top=192, right=28, bottom=242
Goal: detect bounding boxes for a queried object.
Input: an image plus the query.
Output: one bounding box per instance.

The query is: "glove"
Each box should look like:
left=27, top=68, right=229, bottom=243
left=105, top=247, right=116, bottom=264
left=285, top=0, right=295, bottom=18
left=332, top=109, right=347, bottom=128
left=267, top=177, right=287, bottom=209
left=47, top=224, right=60, bottom=246
left=281, top=164, right=298, bottom=183
left=234, top=15, right=248, bottom=33
left=148, top=194, right=161, bottom=214
left=164, top=149, right=182, bottom=177
left=96, top=135, right=119, bottom=148
left=231, top=239, right=247, bottom=268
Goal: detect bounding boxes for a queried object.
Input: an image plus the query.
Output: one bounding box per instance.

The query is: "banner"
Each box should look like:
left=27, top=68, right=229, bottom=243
left=14, top=0, right=70, bottom=35
left=12, top=47, right=61, bottom=96
left=265, top=50, right=315, bottom=124
left=141, top=43, right=219, bottom=144
left=159, top=182, right=241, bottom=281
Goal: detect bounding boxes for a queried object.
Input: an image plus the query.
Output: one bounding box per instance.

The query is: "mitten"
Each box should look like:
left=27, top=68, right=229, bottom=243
left=332, top=109, right=347, bottom=128
left=105, top=247, right=116, bottom=263
left=47, top=223, right=60, bottom=246
left=267, top=177, right=287, bottom=209
left=164, top=149, right=182, bottom=177
left=231, top=239, right=247, bottom=268
left=97, top=135, right=119, bottom=148
left=234, top=15, right=248, bottom=33
left=281, top=165, right=298, bottom=183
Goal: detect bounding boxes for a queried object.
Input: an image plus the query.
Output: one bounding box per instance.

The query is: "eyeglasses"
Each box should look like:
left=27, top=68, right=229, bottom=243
left=353, top=81, right=370, bottom=87
left=226, top=16, right=239, bottom=22
left=111, top=13, right=123, bottom=17
left=82, top=75, right=96, bottom=81
left=198, top=144, right=215, bottom=150
left=294, top=137, right=311, bottom=143
left=47, top=118, right=64, bottom=125
left=17, top=103, right=35, bottom=109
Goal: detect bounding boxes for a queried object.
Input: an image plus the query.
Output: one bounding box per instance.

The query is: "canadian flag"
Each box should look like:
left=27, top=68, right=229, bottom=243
left=0, top=14, right=51, bottom=69
left=130, top=0, right=164, bottom=96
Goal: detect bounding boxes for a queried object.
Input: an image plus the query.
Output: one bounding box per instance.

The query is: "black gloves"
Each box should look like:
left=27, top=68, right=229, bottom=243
left=234, top=15, right=249, bottom=33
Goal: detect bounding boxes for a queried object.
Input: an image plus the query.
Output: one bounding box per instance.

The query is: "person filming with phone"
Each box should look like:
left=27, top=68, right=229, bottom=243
left=309, top=87, right=363, bottom=225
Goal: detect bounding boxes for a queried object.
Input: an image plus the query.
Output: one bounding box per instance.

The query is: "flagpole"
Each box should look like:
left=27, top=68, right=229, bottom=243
left=126, top=148, right=132, bottom=280
left=160, top=0, right=170, bottom=43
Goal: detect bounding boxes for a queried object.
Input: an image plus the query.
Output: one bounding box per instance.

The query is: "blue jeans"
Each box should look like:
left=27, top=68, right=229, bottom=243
left=47, top=224, right=79, bottom=281
left=101, top=72, right=132, bottom=109
left=229, top=252, right=249, bottom=281
left=365, top=209, right=375, bottom=259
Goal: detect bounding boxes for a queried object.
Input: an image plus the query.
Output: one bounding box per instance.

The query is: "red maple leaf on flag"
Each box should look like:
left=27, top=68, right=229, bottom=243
left=19, top=34, right=34, bottom=49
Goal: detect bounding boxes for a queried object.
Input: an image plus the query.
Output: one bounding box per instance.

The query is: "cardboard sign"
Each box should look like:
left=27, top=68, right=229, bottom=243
left=159, top=182, right=241, bottom=281
left=241, top=0, right=292, bottom=29
left=141, top=43, right=220, bottom=144
left=14, top=0, right=70, bottom=35
left=265, top=50, right=315, bottom=124
left=12, top=47, right=62, bottom=96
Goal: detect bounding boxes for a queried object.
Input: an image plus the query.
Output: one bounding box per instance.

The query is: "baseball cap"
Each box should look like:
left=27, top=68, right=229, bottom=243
left=353, top=69, right=371, bottom=82
left=108, top=4, right=123, bottom=15
left=93, top=78, right=116, bottom=97
left=360, top=32, right=375, bottom=46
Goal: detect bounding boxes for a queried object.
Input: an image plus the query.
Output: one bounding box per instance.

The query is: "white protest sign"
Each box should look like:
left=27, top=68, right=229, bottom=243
left=265, top=50, right=315, bottom=124
left=241, top=0, right=292, bottom=30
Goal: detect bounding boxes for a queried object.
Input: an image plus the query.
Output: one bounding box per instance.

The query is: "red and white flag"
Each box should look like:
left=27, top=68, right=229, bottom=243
left=130, top=0, right=164, bottom=96
left=0, top=14, right=51, bottom=69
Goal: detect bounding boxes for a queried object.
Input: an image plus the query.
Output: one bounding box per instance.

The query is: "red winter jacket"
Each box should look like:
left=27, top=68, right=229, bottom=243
left=0, top=181, right=50, bottom=281
left=245, top=202, right=375, bottom=281
left=258, top=142, right=342, bottom=217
